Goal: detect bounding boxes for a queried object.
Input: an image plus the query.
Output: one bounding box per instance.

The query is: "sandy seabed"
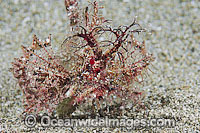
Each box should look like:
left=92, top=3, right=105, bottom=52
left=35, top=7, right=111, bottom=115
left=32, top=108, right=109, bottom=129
left=0, top=0, right=199, bottom=132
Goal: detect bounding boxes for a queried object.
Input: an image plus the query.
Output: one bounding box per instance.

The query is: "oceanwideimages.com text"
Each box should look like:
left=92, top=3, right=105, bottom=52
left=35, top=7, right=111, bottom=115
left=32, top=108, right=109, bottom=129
left=25, top=114, right=176, bottom=129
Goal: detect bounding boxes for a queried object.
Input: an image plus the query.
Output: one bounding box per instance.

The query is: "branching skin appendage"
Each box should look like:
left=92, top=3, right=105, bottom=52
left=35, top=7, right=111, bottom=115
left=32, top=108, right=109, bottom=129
left=11, top=0, right=154, bottom=118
